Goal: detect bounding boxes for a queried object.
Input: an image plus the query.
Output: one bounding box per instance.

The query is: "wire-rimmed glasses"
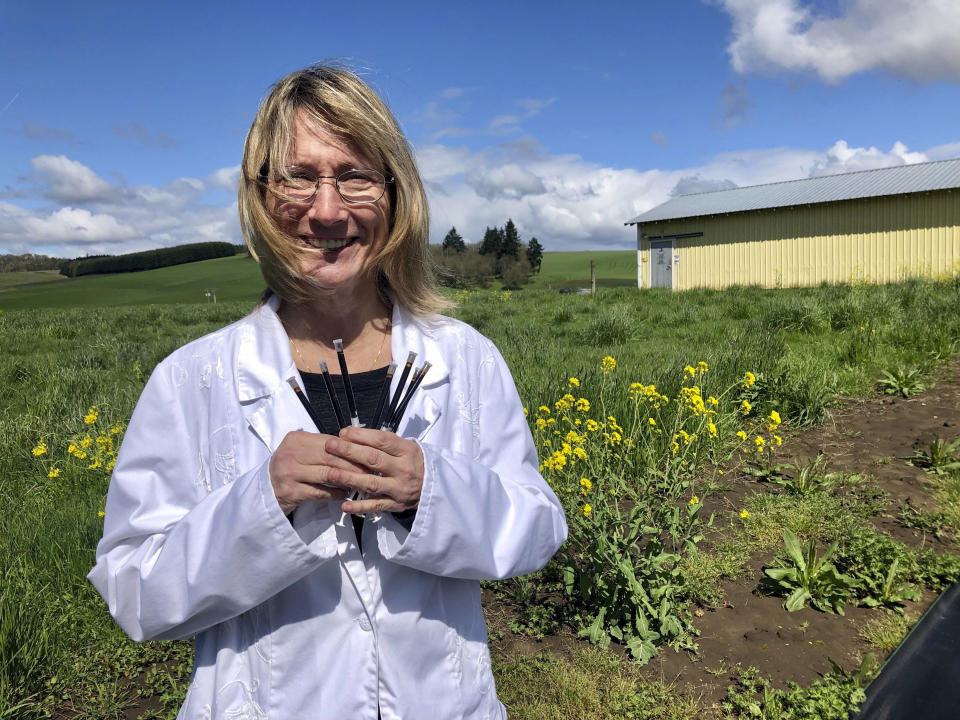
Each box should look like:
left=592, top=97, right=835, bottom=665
left=266, top=167, right=393, bottom=205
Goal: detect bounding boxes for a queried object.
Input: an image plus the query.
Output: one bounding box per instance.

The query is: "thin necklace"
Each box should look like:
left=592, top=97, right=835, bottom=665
left=286, top=320, right=390, bottom=372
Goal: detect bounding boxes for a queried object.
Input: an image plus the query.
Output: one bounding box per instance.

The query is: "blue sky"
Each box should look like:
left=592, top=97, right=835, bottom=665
left=2, top=0, right=959, bottom=256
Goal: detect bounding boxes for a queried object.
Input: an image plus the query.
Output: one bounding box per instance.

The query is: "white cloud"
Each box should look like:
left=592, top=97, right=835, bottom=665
left=0, top=155, right=243, bottom=257
left=3, top=206, right=136, bottom=246
left=32, top=155, right=113, bottom=203
left=466, top=164, right=547, bottom=200
left=207, top=165, right=241, bottom=191
left=488, top=98, right=556, bottom=133
left=418, top=138, right=941, bottom=251
left=2, top=139, right=952, bottom=258
left=719, top=0, right=960, bottom=83
left=808, top=140, right=926, bottom=176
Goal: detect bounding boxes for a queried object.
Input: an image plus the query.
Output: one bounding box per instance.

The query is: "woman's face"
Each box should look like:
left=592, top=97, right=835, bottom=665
left=267, top=110, right=391, bottom=297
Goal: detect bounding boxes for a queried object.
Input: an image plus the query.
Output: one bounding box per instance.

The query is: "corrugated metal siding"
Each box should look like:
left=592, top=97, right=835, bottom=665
left=636, top=190, right=960, bottom=291
left=628, top=157, right=960, bottom=224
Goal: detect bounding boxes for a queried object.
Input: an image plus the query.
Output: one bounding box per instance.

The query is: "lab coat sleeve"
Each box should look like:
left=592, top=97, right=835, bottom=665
left=378, top=340, right=567, bottom=579
left=87, top=363, right=339, bottom=642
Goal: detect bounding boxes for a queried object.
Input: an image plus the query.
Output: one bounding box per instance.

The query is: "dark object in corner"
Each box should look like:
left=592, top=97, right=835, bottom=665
left=852, top=582, right=960, bottom=720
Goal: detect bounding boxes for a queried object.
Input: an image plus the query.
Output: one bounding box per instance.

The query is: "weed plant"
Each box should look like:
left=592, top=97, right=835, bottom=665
left=720, top=658, right=875, bottom=720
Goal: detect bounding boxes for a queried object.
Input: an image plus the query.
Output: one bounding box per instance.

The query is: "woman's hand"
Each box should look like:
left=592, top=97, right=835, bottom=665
left=269, top=431, right=367, bottom=515
left=323, top=427, right=425, bottom=514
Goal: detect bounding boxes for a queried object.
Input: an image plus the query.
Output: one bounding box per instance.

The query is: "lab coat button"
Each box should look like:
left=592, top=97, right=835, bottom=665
left=358, top=616, right=372, bottom=632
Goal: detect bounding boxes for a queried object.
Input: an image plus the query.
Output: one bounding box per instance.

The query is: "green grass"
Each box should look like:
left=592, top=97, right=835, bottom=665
left=1, top=268, right=959, bottom=716
left=528, top=250, right=636, bottom=289
left=0, top=270, right=66, bottom=291
left=494, top=646, right=699, bottom=720
left=0, top=255, right=263, bottom=310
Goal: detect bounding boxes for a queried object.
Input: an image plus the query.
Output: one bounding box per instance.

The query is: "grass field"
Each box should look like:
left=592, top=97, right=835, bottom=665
left=2, top=256, right=959, bottom=718
left=0, top=270, right=66, bottom=291
left=0, top=255, right=264, bottom=310
left=0, top=250, right=637, bottom=310
left=526, top=249, right=636, bottom=289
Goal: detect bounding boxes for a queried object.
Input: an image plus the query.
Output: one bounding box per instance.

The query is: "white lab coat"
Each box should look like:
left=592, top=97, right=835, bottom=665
left=88, top=295, right=567, bottom=720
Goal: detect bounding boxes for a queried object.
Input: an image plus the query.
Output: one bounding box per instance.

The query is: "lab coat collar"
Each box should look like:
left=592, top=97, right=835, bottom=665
left=235, top=295, right=450, bottom=449
left=236, top=294, right=294, bottom=403
left=390, top=303, right=450, bottom=390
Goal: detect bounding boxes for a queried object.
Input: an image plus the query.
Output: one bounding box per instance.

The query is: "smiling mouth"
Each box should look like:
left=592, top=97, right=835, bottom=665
left=301, top=236, right=357, bottom=250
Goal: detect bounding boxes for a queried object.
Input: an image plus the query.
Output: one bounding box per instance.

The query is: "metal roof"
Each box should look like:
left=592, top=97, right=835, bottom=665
left=626, top=157, right=960, bottom=225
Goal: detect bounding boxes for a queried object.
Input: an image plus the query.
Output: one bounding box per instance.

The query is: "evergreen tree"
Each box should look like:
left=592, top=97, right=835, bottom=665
left=499, top=218, right=521, bottom=260
left=441, top=226, right=466, bottom=253
left=479, top=226, right=502, bottom=256
left=526, top=237, right=543, bottom=273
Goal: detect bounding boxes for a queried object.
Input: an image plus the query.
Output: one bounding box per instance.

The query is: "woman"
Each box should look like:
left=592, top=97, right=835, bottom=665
left=88, top=64, right=567, bottom=719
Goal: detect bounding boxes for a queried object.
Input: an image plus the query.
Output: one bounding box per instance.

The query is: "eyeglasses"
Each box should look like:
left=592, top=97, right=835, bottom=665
left=266, top=167, right=393, bottom=205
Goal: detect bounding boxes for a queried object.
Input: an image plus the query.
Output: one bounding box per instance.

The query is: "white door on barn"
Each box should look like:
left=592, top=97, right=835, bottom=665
left=650, top=240, right=672, bottom=289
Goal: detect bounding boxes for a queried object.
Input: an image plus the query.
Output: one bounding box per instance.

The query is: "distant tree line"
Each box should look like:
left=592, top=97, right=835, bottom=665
left=434, top=219, right=544, bottom=290
left=0, top=253, right=63, bottom=273
left=59, top=242, right=239, bottom=277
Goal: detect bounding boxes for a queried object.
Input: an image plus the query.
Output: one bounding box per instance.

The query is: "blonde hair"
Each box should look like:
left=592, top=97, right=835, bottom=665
left=239, top=63, right=450, bottom=314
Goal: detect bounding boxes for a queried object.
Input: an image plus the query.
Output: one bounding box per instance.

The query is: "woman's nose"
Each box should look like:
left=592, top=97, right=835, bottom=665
left=305, top=178, right=347, bottom=223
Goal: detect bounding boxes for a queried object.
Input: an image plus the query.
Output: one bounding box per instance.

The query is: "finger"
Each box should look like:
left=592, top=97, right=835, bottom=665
left=287, top=433, right=368, bottom=473
left=325, top=466, right=391, bottom=496
left=342, top=495, right=409, bottom=515
left=337, top=427, right=408, bottom=457
left=324, top=436, right=387, bottom=473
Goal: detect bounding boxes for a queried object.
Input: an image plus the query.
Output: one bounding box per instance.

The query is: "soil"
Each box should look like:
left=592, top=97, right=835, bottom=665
left=486, top=357, right=960, bottom=711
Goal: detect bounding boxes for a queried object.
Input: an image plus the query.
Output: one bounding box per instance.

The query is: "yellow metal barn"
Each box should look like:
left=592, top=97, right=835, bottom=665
left=626, top=158, right=960, bottom=291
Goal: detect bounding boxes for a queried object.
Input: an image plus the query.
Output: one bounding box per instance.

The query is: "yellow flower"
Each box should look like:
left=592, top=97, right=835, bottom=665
left=648, top=417, right=656, bottom=426
left=736, top=430, right=747, bottom=440
left=98, top=510, right=105, bottom=518
left=754, top=436, right=765, bottom=453
left=768, top=410, right=781, bottom=426
left=546, top=417, right=556, bottom=426
left=772, top=434, right=783, bottom=446
left=48, top=468, right=60, bottom=478
left=696, top=361, right=709, bottom=374
left=708, top=422, right=718, bottom=438
left=580, top=478, right=592, bottom=493
left=740, top=510, right=750, bottom=519
left=573, top=447, right=588, bottom=461
left=684, top=365, right=696, bottom=379
left=740, top=400, right=752, bottom=415
left=32, top=442, right=47, bottom=456
left=707, top=396, right=719, bottom=407
left=670, top=441, right=679, bottom=454
left=555, top=394, right=576, bottom=411
left=689, top=495, right=699, bottom=505
left=582, top=503, right=592, bottom=517
left=80, top=435, right=93, bottom=449
left=601, top=356, right=616, bottom=373
left=536, top=418, right=547, bottom=430
left=576, top=398, right=590, bottom=412
left=605, top=431, right=622, bottom=447
left=585, top=419, right=599, bottom=432
left=523, top=407, right=528, bottom=418
left=568, top=377, right=580, bottom=387
left=84, top=406, right=99, bottom=425
left=538, top=405, right=551, bottom=415
left=743, top=371, right=756, bottom=388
